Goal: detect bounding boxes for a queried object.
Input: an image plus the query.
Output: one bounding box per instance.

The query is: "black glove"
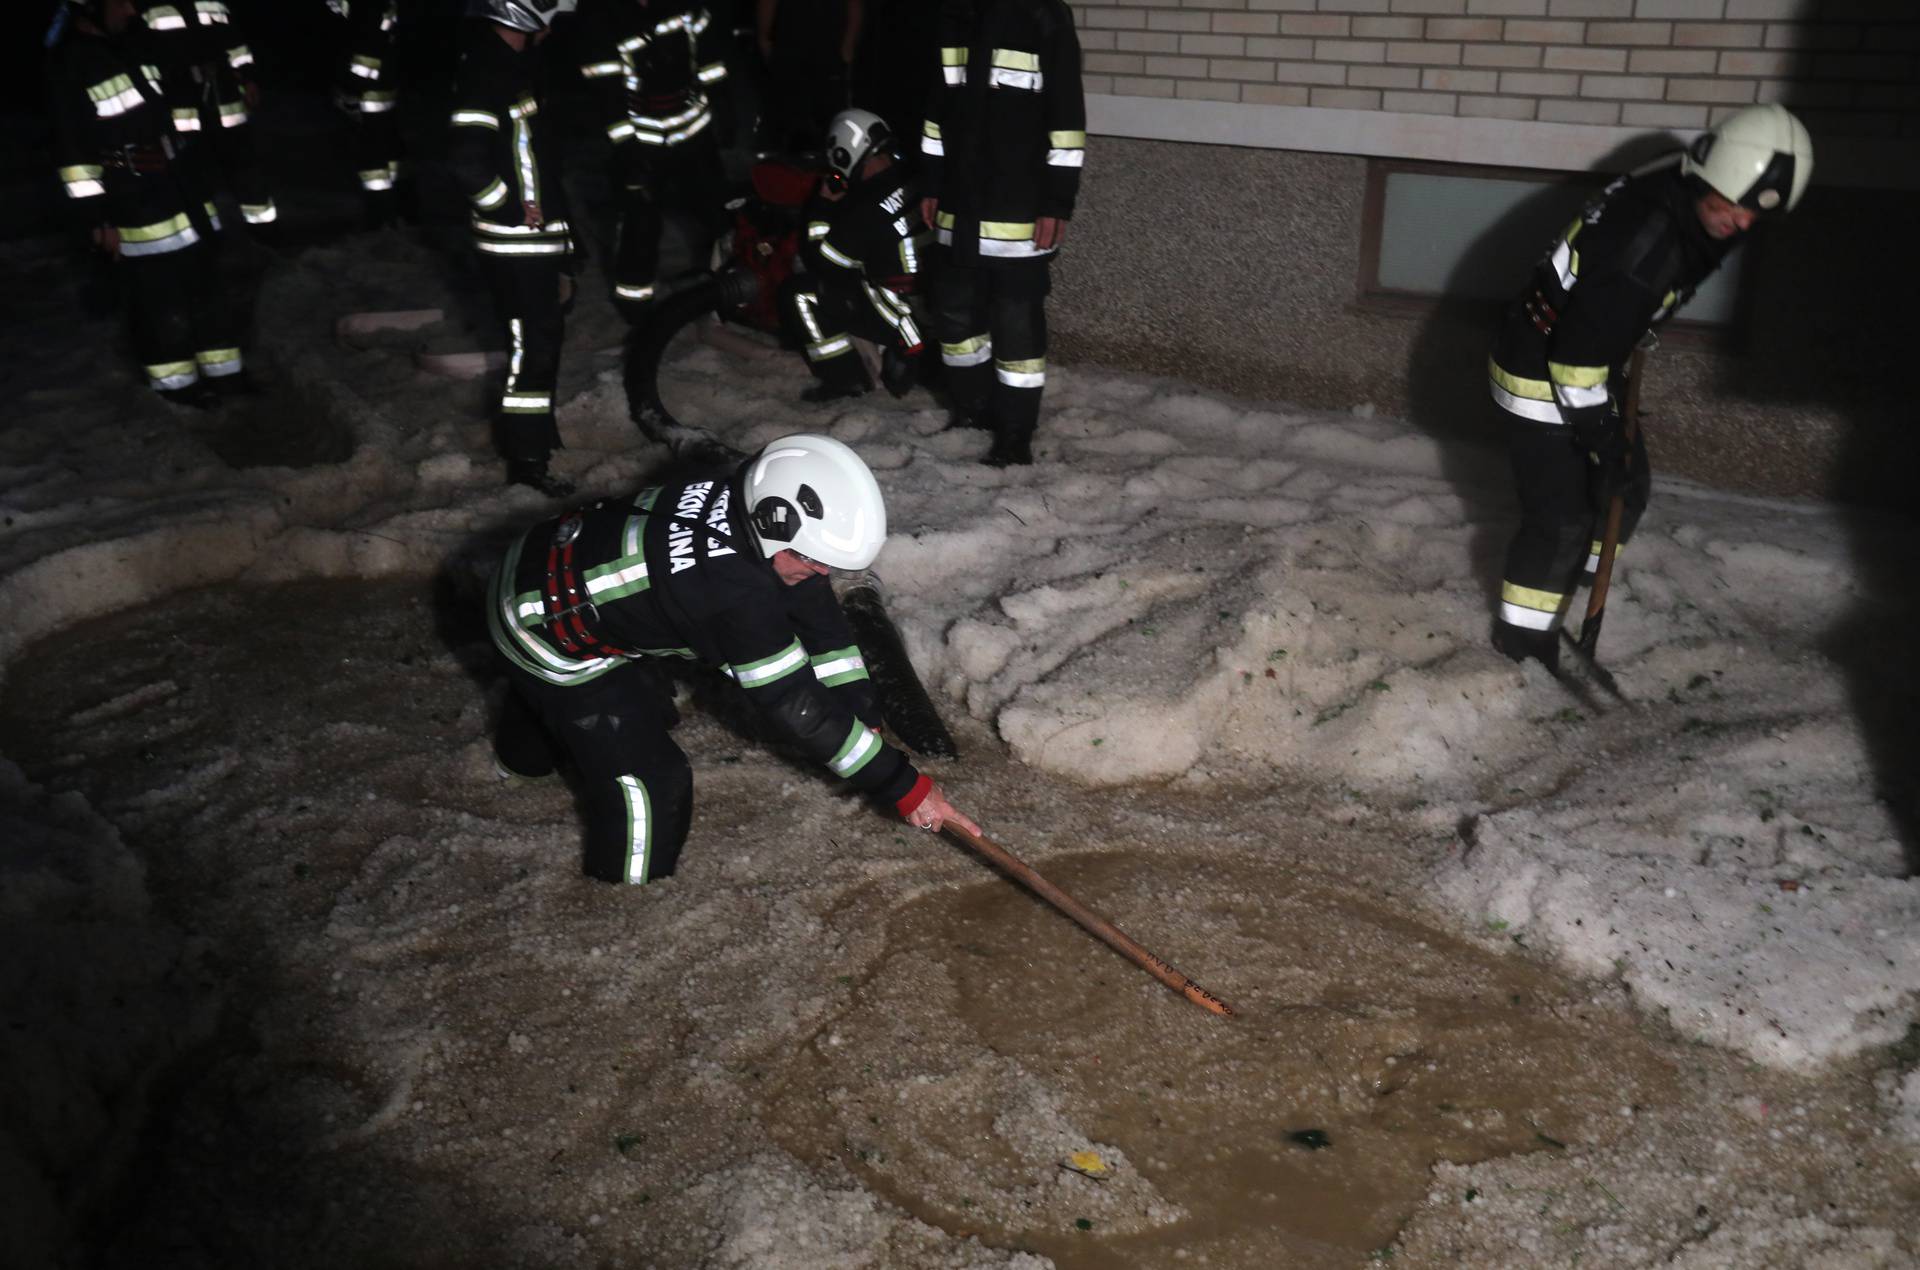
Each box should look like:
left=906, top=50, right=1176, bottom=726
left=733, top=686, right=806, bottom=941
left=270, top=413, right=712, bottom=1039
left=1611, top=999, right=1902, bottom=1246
left=1570, top=405, right=1627, bottom=473
left=881, top=342, right=921, bottom=398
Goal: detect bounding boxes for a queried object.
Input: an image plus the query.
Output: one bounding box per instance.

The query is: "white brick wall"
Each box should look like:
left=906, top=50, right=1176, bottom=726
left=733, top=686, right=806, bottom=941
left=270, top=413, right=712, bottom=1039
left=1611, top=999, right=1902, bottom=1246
left=1074, top=0, right=1920, bottom=140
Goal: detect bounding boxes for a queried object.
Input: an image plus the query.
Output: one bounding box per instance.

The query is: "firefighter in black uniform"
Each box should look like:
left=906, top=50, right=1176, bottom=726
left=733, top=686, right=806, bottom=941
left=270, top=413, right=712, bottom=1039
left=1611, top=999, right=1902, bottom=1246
left=1488, top=104, right=1814, bottom=670
left=488, top=433, right=978, bottom=884
left=48, top=0, right=244, bottom=404
left=329, top=0, right=405, bottom=229
left=134, top=0, right=276, bottom=230
left=920, top=0, right=1084, bottom=467
left=449, top=0, right=579, bottom=497
left=781, top=109, right=928, bottom=403
left=576, top=0, right=732, bottom=323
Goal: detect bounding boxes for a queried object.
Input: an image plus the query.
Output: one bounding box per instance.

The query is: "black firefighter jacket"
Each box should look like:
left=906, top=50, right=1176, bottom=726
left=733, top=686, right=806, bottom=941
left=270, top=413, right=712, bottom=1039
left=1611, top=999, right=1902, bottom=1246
left=47, top=27, right=207, bottom=257
left=1489, top=162, right=1735, bottom=429
left=921, top=0, right=1085, bottom=265
left=802, top=167, right=929, bottom=352
left=448, top=22, right=574, bottom=260
left=487, top=471, right=921, bottom=807
left=576, top=0, right=729, bottom=157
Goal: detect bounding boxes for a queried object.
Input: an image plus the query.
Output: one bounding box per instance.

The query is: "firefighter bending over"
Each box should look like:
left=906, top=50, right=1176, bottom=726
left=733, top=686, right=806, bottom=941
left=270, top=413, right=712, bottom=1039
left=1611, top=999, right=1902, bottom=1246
left=1487, top=104, right=1813, bottom=671
left=782, top=108, right=930, bottom=404
left=487, top=433, right=977, bottom=884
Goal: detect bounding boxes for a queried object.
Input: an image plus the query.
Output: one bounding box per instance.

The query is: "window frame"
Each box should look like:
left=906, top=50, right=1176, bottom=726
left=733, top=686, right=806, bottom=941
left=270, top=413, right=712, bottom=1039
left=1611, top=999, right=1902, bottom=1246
left=1356, top=157, right=1753, bottom=352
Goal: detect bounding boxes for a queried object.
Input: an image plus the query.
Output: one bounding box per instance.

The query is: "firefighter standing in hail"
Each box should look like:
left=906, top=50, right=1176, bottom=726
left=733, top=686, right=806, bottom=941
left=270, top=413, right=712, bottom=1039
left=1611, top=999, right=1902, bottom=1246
left=488, top=433, right=978, bottom=884
left=920, top=0, right=1084, bottom=468
left=47, top=0, right=245, bottom=406
left=449, top=0, right=580, bottom=498
left=782, top=108, right=928, bottom=403
left=576, top=0, right=732, bottom=324
left=329, top=0, right=405, bottom=230
left=1488, top=104, right=1814, bottom=670
left=133, top=0, right=276, bottom=231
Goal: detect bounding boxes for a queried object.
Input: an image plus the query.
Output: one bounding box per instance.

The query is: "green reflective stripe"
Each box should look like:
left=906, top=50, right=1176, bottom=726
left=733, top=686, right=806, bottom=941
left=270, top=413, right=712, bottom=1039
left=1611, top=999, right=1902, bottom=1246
left=474, top=177, right=509, bottom=209
left=940, top=47, right=967, bottom=66
left=819, top=240, right=858, bottom=269
left=1487, top=357, right=1555, bottom=402
left=935, top=210, right=956, bottom=229
left=121, top=213, right=193, bottom=243
left=991, top=48, right=1040, bottom=70
left=582, top=60, right=622, bottom=78
left=828, top=721, right=882, bottom=778
left=942, top=334, right=990, bottom=357
left=922, top=120, right=942, bottom=139
left=196, top=347, right=241, bottom=367
left=1501, top=581, right=1561, bottom=613
left=979, top=220, right=1034, bottom=241
left=512, top=588, right=546, bottom=629
left=622, top=486, right=661, bottom=556
left=811, top=646, right=869, bottom=687
left=732, top=639, right=807, bottom=688
left=87, top=73, right=135, bottom=102
left=618, top=775, right=652, bottom=883
left=583, top=553, right=650, bottom=603
left=451, top=109, right=500, bottom=129
left=60, top=164, right=105, bottom=182
left=1049, top=129, right=1086, bottom=147
left=487, top=535, right=618, bottom=687
left=998, top=357, right=1044, bottom=374
left=1547, top=361, right=1608, bottom=388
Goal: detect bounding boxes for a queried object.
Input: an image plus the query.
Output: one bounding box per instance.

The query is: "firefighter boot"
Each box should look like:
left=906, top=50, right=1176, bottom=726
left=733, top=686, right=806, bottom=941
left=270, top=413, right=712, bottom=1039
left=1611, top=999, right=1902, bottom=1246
left=1493, top=621, right=1561, bottom=675
left=507, top=458, right=576, bottom=499
left=984, top=423, right=1034, bottom=468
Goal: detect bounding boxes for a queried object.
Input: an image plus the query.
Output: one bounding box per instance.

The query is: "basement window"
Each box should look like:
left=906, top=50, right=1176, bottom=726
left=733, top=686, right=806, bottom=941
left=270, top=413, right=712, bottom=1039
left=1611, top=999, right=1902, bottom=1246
left=1358, top=158, right=1748, bottom=343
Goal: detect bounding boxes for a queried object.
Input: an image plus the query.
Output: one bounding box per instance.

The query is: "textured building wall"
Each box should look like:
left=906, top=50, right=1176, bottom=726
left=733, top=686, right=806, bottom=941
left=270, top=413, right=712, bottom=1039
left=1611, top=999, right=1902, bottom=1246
left=1073, top=0, right=1920, bottom=141
left=1049, top=136, right=1911, bottom=504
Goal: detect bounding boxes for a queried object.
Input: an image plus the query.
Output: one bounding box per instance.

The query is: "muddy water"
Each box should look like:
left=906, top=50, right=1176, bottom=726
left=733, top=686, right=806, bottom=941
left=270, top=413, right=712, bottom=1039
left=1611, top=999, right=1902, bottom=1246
left=8, top=577, right=1914, bottom=1268
left=767, top=851, right=1684, bottom=1266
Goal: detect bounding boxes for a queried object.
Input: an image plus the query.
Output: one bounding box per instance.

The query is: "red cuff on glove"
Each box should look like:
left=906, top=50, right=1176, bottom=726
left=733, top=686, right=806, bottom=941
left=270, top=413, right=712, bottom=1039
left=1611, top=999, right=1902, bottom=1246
left=895, top=774, right=932, bottom=817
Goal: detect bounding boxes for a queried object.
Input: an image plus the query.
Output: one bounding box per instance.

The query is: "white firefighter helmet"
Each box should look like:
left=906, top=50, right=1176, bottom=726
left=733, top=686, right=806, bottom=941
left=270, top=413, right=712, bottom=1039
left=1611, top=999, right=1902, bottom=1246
left=824, top=109, right=894, bottom=181
left=745, top=434, right=887, bottom=570
left=1682, top=103, right=1813, bottom=214
left=467, top=0, right=575, bottom=32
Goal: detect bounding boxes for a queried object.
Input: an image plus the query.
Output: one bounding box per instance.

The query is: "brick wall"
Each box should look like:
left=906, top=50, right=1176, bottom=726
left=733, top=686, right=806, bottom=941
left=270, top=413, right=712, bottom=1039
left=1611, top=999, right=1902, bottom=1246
left=1074, top=0, right=1920, bottom=142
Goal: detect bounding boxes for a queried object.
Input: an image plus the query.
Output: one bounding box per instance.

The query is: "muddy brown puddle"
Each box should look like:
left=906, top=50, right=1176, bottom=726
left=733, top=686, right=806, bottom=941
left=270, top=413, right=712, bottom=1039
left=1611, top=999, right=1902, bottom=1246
left=765, top=848, right=1688, bottom=1266
left=8, top=577, right=1911, bottom=1268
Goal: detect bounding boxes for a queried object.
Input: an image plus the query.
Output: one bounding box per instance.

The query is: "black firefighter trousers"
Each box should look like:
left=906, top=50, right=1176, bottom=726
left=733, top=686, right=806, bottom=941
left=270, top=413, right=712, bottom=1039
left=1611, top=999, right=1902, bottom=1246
left=126, top=233, right=241, bottom=392
left=933, top=257, right=1049, bottom=445
left=481, top=251, right=566, bottom=465
left=611, top=136, right=727, bottom=318
left=495, top=658, right=694, bottom=886
left=1497, top=412, right=1651, bottom=648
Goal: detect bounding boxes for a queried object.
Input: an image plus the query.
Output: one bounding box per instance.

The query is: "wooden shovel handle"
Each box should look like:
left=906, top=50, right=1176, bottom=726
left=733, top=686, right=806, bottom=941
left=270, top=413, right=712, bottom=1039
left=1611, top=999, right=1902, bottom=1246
left=1582, top=343, right=1649, bottom=633
left=944, top=823, right=1235, bottom=1017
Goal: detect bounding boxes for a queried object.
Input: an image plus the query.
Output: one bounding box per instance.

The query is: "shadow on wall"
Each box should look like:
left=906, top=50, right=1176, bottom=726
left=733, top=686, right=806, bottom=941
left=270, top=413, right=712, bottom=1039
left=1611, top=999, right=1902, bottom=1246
left=1398, top=137, right=1677, bottom=618
left=1745, top=72, right=1920, bottom=867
